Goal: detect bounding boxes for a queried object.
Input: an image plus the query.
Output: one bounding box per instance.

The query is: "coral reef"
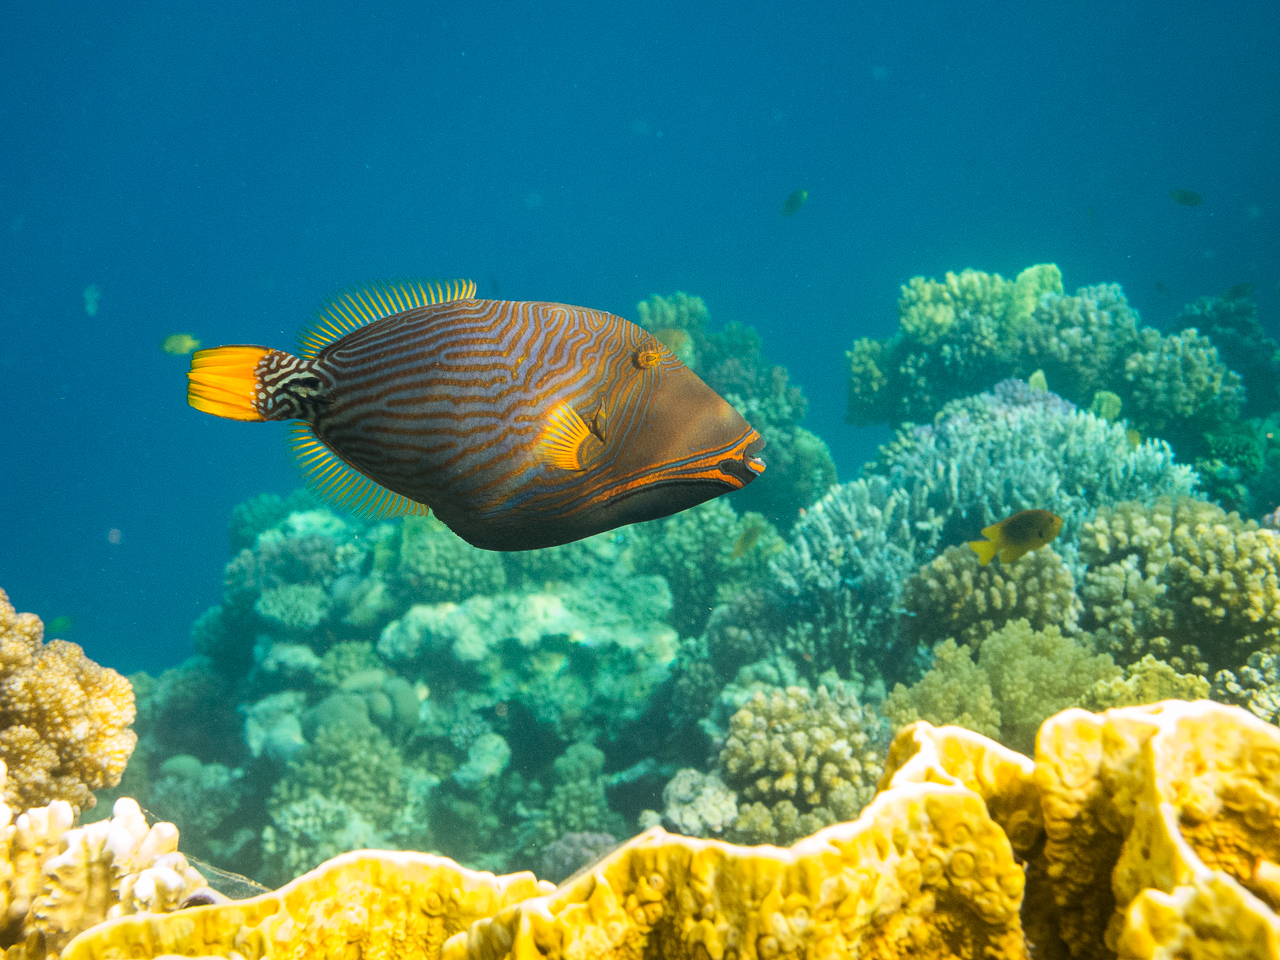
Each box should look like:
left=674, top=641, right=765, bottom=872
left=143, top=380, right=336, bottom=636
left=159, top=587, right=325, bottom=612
left=898, top=543, right=1080, bottom=651
left=847, top=268, right=1249, bottom=482
left=884, top=621, right=1121, bottom=755
left=0, top=766, right=208, bottom=960
left=1078, top=496, right=1280, bottom=674
left=0, top=589, right=136, bottom=811
left=716, top=682, right=882, bottom=845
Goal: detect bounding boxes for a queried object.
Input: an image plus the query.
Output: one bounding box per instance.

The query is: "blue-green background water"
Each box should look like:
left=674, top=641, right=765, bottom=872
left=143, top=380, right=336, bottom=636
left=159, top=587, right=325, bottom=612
left=1, top=0, right=1278, bottom=673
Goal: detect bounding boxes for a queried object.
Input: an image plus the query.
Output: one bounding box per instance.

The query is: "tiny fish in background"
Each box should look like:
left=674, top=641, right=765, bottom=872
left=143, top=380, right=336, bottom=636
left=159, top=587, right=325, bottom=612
left=1223, top=282, right=1254, bottom=301
left=187, top=279, right=765, bottom=551
left=968, top=509, right=1062, bottom=565
left=730, top=518, right=765, bottom=560
left=1127, top=428, right=1143, bottom=449
left=781, top=188, right=809, bottom=216
left=83, top=284, right=101, bottom=316
left=1169, top=189, right=1203, bottom=207
left=46, top=615, right=75, bottom=636
left=1155, top=282, right=1171, bottom=297
left=161, top=333, right=201, bottom=355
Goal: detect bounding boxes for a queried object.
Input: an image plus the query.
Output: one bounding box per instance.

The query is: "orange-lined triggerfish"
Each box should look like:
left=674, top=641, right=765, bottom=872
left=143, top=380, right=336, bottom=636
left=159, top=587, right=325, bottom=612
left=187, top=280, right=766, bottom=551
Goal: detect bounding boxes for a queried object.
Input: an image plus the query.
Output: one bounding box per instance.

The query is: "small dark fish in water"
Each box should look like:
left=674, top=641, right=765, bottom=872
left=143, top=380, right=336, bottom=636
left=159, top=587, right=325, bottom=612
left=1155, top=282, right=1171, bottom=297
left=1169, top=189, right=1203, bottom=207
left=781, top=189, right=809, bottom=216
left=188, top=280, right=766, bottom=551
left=968, top=509, right=1063, bottom=565
left=1224, top=282, right=1254, bottom=301
left=46, top=615, right=75, bottom=635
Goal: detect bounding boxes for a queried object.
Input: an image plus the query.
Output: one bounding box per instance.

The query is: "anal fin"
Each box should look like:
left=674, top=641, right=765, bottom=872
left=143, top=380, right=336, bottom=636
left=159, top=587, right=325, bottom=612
left=289, top=423, right=431, bottom=519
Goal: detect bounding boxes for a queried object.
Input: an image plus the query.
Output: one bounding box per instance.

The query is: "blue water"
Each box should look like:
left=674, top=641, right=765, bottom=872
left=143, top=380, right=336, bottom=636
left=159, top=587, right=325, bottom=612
left=2, top=0, right=1277, bottom=673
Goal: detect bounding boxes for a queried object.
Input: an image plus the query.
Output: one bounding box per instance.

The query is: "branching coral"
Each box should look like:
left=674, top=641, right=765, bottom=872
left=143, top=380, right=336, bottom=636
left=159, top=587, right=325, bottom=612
left=0, top=590, right=136, bottom=811
left=395, top=516, right=506, bottom=603
left=898, top=544, right=1080, bottom=651
left=846, top=264, right=1063, bottom=424
left=1078, top=497, right=1280, bottom=674
left=885, top=621, right=1120, bottom=755
left=716, top=683, right=882, bottom=845
left=630, top=500, right=782, bottom=637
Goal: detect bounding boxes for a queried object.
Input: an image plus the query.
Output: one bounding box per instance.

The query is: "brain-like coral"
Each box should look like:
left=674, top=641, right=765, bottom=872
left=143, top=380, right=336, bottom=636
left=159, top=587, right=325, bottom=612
left=0, top=589, right=137, bottom=810
left=716, top=683, right=882, bottom=845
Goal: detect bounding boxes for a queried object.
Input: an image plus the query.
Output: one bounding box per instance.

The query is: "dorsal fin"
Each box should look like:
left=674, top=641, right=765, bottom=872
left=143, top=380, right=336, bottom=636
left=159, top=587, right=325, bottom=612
left=289, top=423, right=432, bottom=519
left=297, top=278, right=477, bottom=359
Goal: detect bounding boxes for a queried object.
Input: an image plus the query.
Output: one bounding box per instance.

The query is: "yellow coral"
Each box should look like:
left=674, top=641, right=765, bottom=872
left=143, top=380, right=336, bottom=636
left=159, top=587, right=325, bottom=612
left=0, top=590, right=137, bottom=811
left=1078, top=654, right=1210, bottom=711
left=447, top=785, right=1028, bottom=960
left=899, top=544, right=1080, bottom=650
left=718, top=684, right=882, bottom=845
left=63, top=850, right=552, bottom=960
left=1035, top=700, right=1280, bottom=959
left=884, top=638, right=1002, bottom=741
left=0, top=769, right=206, bottom=960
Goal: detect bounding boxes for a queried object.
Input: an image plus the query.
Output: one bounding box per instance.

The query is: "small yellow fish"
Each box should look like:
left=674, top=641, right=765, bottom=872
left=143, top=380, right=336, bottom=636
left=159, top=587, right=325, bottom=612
left=782, top=188, right=809, bottom=216
left=162, top=333, right=201, bottom=355
left=1126, top=428, right=1142, bottom=448
left=968, top=509, right=1063, bottom=565
left=652, top=327, right=696, bottom=366
left=1169, top=189, right=1203, bottom=207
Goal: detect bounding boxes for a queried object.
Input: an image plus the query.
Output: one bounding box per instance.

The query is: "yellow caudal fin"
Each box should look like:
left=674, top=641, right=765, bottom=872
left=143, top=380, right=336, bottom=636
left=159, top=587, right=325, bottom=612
left=187, top=346, right=272, bottom=421
left=968, top=538, right=999, bottom=566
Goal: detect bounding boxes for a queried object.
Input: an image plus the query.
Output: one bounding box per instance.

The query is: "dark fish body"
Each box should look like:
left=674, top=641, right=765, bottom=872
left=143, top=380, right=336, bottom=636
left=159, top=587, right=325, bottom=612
left=188, top=283, right=765, bottom=551
left=968, top=508, right=1063, bottom=565
left=1170, top=189, right=1203, bottom=207
left=782, top=188, right=809, bottom=216
left=1224, top=282, right=1254, bottom=301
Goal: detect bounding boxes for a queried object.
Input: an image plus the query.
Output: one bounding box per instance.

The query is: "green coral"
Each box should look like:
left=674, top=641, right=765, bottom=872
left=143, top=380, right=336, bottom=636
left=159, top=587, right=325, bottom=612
left=631, top=500, right=782, bottom=636
left=846, top=264, right=1063, bottom=424
left=395, top=515, right=506, bottom=602
left=514, top=743, right=625, bottom=867
left=885, top=621, right=1120, bottom=754
left=1078, top=497, right=1280, bottom=674
left=717, top=683, right=882, bottom=845
left=898, top=544, right=1080, bottom=651
left=1079, top=654, right=1210, bottom=711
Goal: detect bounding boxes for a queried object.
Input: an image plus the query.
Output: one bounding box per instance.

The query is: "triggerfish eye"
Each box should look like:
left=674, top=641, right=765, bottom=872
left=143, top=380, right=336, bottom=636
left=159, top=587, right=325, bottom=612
left=186, top=279, right=766, bottom=551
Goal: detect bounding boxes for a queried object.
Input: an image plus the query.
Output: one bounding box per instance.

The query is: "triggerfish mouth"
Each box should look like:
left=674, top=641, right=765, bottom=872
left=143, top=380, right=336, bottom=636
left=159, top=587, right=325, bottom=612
left=187, top=279, right=766, bottom=551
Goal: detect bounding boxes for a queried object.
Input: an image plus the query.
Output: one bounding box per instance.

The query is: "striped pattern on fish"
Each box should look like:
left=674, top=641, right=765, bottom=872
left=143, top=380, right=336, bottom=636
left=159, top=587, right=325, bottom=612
left=187, top=280, right=766, bottom=551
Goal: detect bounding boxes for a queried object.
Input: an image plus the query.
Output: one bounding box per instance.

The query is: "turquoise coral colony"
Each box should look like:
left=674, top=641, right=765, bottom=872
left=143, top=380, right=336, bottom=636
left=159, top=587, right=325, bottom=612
left=6, top=264, right=1280, bottom=955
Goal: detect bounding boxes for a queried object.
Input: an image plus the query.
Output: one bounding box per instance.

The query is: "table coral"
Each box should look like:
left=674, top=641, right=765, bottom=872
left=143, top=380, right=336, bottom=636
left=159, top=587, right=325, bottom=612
left=899, top=543, right=1080, bottom=651
left=717, top=683, right=882, bottom=845
left=0, top=589, right=137, bottom=811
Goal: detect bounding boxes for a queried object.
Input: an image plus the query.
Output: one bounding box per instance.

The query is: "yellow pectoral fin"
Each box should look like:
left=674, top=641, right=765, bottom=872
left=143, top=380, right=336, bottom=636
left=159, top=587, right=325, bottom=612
left=968, top=538, right=999, bottom=566
left=540, top=403, right=595, bottom=471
